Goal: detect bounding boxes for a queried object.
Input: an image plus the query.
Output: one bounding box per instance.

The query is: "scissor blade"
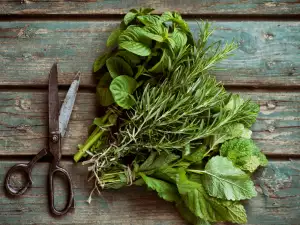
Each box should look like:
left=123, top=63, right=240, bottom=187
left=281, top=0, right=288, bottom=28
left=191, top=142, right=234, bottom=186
left=48, top=63, right=60, bottom=136
left=59, top=72, right=80, bottom=137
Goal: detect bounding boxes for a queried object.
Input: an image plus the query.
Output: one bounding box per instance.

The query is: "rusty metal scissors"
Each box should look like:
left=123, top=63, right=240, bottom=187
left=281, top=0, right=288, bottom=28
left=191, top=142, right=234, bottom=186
left=4, top=63, right=80, bottom=216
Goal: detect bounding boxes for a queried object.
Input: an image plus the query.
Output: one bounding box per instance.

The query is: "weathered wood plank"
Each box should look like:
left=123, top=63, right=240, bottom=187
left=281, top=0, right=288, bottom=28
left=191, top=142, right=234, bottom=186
left=0, top=91, right=299, bottom=156
left=0, top=21, right=299, bottom=87
left=1, top=0, right=300, bottom=15
left=0, top=159, right=299, bottom=225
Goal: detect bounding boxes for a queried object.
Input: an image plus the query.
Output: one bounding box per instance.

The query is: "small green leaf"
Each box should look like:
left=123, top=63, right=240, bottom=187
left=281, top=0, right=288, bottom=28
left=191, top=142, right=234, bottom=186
left=135, top=65, right=146, bottom=79
left=107, top=28, right=122, bottom=47
left=96, top=73, right=114, bottom=106
left=171, top=28, right=187, bottom=52
left=202, top=156, right=257, bottom=201
left=139, top=8, right=155, bottom=14
left=119, top=41, right=151, bottom=56
left=140, top=173, right=180, bottom=202
left=143, top=25, right=166, bottom=42
left=137, top=15, right=161, bottom=26
left=93, top=53, right=110, bottom=72
left=184, top=145, right=206, bottom=163
left=116, top=51, right=141, bottom=66
left=124, top=12, right=137, bottom=25
left=109, top=75, right=137, bottom=109
left=106, top=56, right=133, bottom=78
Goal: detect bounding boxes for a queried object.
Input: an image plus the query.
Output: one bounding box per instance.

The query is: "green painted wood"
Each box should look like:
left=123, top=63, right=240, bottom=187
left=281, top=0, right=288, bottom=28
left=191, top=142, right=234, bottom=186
left=0, top=91, right=299, bottom=156
left=0, top=21, right=299, bottom=87
left=0, top=160, right=299, bottom=224
left=1, top=0, right=300, bottom=15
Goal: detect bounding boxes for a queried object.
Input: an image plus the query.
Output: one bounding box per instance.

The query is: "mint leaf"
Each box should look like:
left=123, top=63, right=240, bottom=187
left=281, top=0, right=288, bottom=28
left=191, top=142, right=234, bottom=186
left=137, top=15, right=162, bottom=26
left=124, top=12, right=137, bottom=25
left=220, top=138, right=268, bottom=173
left=139, top=8, right=154, bottom=14
left=119, top=41, right=151, bottom=56
left=93, top=53, right=110, bottom=72
left=107, top=28, right=122, bottom=47
left=202, top=156, right=257, bottom=201
left=106, top=56, right=133, bottom=78
left=96, top=72, right=114, bottom=106
left=170, top=28, right=187, bottom=52
left=140, top=173, right=180, bottom=202
left=177, top=171, right=247, bottom=223
left=109, top=75, right=137, bottom=109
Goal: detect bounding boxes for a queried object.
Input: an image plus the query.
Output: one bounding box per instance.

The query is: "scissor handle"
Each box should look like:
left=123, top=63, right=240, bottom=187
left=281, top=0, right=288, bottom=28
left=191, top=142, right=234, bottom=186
left=48, top=164, right=74, bottom=216
left=5, top=148, right=48, bottom=196
left=5, top=163, right=33, bottom=196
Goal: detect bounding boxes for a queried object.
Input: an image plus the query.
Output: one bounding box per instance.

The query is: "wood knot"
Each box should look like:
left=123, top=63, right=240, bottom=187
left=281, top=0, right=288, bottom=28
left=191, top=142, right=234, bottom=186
left=266, top=101, right=276, bottom=110
left=15, top=98, right=31, bottom=110
left=267, top=125, right=275, bottom=133
left=263, top=33, right=274, bottom=40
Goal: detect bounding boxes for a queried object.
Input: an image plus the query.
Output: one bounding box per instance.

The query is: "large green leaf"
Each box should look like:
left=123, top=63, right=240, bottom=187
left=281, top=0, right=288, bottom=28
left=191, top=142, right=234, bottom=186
left=202, top=156, right=257, bottom=201
left=93, top=53, right=110, bottom=72
left=140, top=173, right=180, bottom=202
left=106, top=56, right=133, bottom=78
left=170, top=28, right=187, bottom=52
left=119, top=41, right=151, bottom=56
left=109, top=75, right=137, bottom=109
left=96, top=72, right=114, bottom=106
left=116, top=50, right=141, bottom=66
left=177, top=171, right=247, bottom=223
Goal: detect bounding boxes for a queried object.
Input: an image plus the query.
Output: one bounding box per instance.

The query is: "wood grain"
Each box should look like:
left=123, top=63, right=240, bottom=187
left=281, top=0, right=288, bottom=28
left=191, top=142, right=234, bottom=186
left=0, top=90, right=299, bottom=156
left=0, top=21, right=299, bottom=87
left=1, top=0, right=300, bottom=15
left=0, top=159, right=299, bottom=225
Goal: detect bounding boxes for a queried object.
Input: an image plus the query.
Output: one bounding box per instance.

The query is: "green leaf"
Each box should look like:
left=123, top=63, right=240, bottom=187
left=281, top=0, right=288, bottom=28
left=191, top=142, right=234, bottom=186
left=140, top=173, right=180, bottom=202
left=184, top=145, right=206, bottom=163
left=96, top=72, right=114, bottom=106
left=135, top=65, right=146, bottom=79
left=93, top=53, right=110, bottom=72
left=139, top=8, right=154, bottom=14
left=124, top=12, right=137, bottom=25
left=202, top=156, right=257, bottom=201
left=139, top=151, right=179, bottom=172
left=176, top=201, right=211, bottom=225
left=107, top=28, right=122, bottom=47
left=116, top=50, right=141, bottom=66
left=137, top=15, right=162, bottom=26
left=161, top=11, right=190, bottom=33
left=220, top=138, right=268, bottom=173
left=170, top=28, right=187, bottom=52
left=177, top=171, right=247, bottom=223
left=119, top=41, right=151, bottom=56
left=109, top=75, right=137, bottom=109
left=106, top=56, right=133, bottom=78
left=119, top=26, right=152, bottom=56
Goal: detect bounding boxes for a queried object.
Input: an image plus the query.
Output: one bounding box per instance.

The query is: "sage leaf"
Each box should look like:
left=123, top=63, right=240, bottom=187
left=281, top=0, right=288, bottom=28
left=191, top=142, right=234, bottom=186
left=109, top=75, right=137, bottom=109
left=202, top=156, right=257, bottom=201
left=106, top=56, right=133, bottom=78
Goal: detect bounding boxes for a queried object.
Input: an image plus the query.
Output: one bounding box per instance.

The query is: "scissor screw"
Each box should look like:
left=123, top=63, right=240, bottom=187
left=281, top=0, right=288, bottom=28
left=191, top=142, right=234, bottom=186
left=52, top=135, right=59, bottom=143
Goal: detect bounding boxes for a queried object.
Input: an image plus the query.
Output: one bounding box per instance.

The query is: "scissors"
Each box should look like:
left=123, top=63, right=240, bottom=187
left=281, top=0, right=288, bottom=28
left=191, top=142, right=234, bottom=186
left=4, top=63, right=79, bottom=216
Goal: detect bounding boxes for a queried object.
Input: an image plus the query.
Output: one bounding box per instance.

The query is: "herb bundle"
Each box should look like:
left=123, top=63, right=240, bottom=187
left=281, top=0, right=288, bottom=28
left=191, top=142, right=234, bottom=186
left=74, top=8, right=268, bottom=225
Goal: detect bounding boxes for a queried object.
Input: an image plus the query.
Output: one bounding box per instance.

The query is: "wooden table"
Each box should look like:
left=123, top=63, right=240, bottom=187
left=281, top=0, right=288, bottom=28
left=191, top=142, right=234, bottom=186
left=0, top=1, right=299, bottom=224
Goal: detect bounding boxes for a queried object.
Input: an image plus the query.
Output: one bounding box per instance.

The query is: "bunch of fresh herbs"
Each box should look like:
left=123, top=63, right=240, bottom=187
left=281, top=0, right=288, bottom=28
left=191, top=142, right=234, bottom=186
left=74, top=8, right=268, bottom=225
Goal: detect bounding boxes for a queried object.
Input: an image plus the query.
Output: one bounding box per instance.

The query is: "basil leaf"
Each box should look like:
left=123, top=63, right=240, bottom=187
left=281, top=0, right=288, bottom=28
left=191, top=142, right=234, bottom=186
left=109, top=75, right=137, bottom=109
left=106, top=56, right=133, bottom=78
left=93, top=53, right=110, bottom=72
left=137, top=15, right=162, bottom=26
left=107, top=28, right=122, bottom=47
left=116, top=50, right=141, bottom=66
left=96, top=72, right=114, bottom=106
left=124, top=12, right=137, bottom=25
left=119, top=26, right=152, bottom=56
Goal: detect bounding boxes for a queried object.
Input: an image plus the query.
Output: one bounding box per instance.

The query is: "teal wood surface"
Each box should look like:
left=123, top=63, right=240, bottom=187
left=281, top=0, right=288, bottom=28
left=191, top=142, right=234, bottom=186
left=0, top=160, right=299, bottom=225
left=1, top=0, right=300, bottom=15
left=0, top=91, right=299, bottom=156
left=0, top=21, right=299, bottom=87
